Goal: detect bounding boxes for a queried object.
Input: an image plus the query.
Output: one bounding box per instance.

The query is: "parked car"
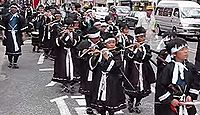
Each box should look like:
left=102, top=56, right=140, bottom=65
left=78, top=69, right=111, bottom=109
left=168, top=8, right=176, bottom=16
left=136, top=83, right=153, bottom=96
left=125, top=11, right=146, bottom=29
left=115, top=6, right=130, bottom=21
left=155, top=0, right=200, bottom=39
left=92, top=7, right=109, bottom=22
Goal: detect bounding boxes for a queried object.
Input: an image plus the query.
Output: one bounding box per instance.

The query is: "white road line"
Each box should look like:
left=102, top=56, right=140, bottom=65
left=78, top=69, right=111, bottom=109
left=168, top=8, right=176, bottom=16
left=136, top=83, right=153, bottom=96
left=39, top=68, right=54, bottom=72
left=51, top=98, right=71, bottom=115
left=115, top=110, right=124, bottom=114
left=76, top=99, right=86, bottom=106
left=37, top=53, right=45, bottom=65
left=50, top=95, right=68, bottom=103
left=75, top=107, right=89, bottom=115
left=71, top=95, right=85, bottom=99
left=151, top=83, right=156, bottom=93
left=23, top=40, right=32, bottom=44
left=45, top=81, right=57, bottom=87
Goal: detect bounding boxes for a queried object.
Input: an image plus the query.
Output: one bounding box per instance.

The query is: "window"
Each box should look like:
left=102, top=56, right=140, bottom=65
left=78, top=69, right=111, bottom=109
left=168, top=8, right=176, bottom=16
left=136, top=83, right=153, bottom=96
left=173, top=8, right=179, bottom=17
left=156, top=7, right=164, bottom=16
left=163, top=8, right=173, bottom=17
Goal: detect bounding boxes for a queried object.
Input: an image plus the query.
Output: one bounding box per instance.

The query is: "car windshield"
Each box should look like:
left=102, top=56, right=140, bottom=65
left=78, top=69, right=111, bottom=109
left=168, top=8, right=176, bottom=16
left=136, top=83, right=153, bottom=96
left=181, top=7, right=200, bottom=18
left=116, top=7, right=130, bottom=13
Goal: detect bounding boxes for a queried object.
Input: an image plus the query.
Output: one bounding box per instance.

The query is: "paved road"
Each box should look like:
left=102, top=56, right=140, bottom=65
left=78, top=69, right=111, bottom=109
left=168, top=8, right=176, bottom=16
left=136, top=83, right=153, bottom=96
left=0, top=38, right=199, bottom=115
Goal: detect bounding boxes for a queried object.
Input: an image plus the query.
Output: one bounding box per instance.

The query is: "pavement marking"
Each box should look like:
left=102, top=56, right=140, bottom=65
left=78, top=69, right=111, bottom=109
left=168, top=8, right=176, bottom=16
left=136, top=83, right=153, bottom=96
left=50, top=96, right=71, bottom=115
left=37, top=53, right=45, bottom=65
left=114, top=110, right=124, bottom=114
left=75, top=107, right=101, bottom=115
left=45, top=81, right=57, bottom=87
left=39, top=68, right=54, bottom=72
left=71, top=95, right=85, bottom=99
left=151, top=83, right=156, bottom=93
left=24, top=40, right=32, bottom=44
left=75, top=107, right=90, bottom=115
left=76, top=99, right=86, bottom=106
left=50, top=95, right=69, bottom=103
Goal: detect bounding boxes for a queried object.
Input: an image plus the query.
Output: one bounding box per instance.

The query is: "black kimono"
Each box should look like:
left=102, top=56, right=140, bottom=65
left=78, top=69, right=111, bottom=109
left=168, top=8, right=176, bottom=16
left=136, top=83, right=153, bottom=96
left=76, top=39, right=104, bottom=94
left=155, top=61, right=200, bottom=115
left=76, top=39, right=104, bottom=109
left=90, top=49, right=126, bottom=113
left=32, top=13, right=45, bottom=49
left=0, top=12, right=27, bottom=55
left=124, top=43, right=156, bottom=99
left=51, top=21, right=77, bottom=85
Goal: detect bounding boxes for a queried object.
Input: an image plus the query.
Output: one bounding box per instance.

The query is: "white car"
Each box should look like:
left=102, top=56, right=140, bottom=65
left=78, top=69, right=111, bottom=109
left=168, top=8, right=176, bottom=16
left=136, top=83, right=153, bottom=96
left=92, top=7, right=109, bottom=22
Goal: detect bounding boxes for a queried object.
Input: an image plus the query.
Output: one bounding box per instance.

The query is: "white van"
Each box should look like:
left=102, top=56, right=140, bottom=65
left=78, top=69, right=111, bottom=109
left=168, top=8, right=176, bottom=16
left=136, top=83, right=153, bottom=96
left=155, top=1, right=200, bottom=39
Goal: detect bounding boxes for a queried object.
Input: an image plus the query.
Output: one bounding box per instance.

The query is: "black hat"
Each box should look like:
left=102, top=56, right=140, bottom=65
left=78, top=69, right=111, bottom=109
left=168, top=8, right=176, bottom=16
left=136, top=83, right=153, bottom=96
left=105, top=15, right=112, bottom=22
left=87, top=27, right=100, bottom=38
left=165, top=38, right=187, bottom=54
left=119, top=22, right=128, bottom=31
left=37, top=4, right=44, bottom=9
left=54, top=11, right=61, bottom=16
left=104, top=33, right=116, bottom=43
left=74, top=3, right=81, bottom=9
left=134, top=27, right=146, bottom=37
left=63, top=17, right=74, bottom=27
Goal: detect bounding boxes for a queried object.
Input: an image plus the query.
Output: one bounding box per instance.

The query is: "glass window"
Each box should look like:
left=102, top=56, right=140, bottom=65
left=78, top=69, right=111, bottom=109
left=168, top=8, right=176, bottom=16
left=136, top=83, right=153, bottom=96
left=163, top=8, right=173, bottom=17
left=156, top=7, right=164, bottom=16
left=173, top=8, right=179, bottom=17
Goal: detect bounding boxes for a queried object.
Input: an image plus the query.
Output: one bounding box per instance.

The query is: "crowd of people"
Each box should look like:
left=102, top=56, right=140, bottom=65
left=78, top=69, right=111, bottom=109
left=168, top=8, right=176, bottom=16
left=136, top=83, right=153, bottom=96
left=0, top=1, right=200, bottom=115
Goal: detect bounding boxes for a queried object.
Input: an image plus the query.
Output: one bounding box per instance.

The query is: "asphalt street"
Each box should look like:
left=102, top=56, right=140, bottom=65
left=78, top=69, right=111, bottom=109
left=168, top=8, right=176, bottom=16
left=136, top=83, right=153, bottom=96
left=0, top=36, right=199, bottom=115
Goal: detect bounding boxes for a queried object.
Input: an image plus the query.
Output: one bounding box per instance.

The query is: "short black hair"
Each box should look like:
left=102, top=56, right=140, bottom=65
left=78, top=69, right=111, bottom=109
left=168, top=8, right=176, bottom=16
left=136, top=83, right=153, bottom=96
left=165, top=37, right=187, bottom=54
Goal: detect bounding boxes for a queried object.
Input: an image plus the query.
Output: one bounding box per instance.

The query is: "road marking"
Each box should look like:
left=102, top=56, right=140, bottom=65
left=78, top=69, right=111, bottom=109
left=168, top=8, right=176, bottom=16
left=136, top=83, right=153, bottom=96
left=76, top=99, right=86, bottom=106
left=50, top=95, right=69, bottom=102
left=45, top=81, right=57, bottom=87
left=115, top=110, right=124, bottom=114
left=75, top=107, right=100, bottom=115
left=39, top=68, right=54, bottom=72
left=37, top=53, right=45, bottom=65
left=71, top=95, right=85, bottom=99
left=50, top=96, right=71, bottom=115
left=75, top=107, right=89, bottom=115
left=24, top=40, right=32, bottom=44
left=151, top=83, right=156, bottom=93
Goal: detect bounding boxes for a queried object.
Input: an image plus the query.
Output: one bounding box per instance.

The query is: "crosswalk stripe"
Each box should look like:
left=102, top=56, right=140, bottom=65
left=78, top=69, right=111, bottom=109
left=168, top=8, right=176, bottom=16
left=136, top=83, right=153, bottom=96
left=45, top=81, right=57, bottom=87
left=71, top=95, right=85, bottom=99
left=151, top=83, right=156, bottom=93
left=39, top=68, right=54, bottom=72
left=50, top=96, right=71, bottom=115
left=76, top=99, right=86, bottom=106
left=114, top=110, right=124, bottom=114
left=37, top=53, right=45, bottom=65
left=23, top=39, right=32, bottom=44
left=75, top=107, right=89, bottom=115
left=53, top=99, right=71, bottom=115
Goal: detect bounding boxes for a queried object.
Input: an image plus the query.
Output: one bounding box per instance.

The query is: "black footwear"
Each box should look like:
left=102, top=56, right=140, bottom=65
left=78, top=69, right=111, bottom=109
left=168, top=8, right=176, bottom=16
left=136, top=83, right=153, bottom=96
left=12, top=64, right=19, bottom=69
left=86, top=107, right=94, bottom=114
left=134, top=102, right=141, bottom=113
left=8, top=63, right=12, bottom=68
left=32, top=46, right=36, bottom=52
left=133, top=107, right=141, bottom=113
left=128, top=99, right=134, bottom=113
